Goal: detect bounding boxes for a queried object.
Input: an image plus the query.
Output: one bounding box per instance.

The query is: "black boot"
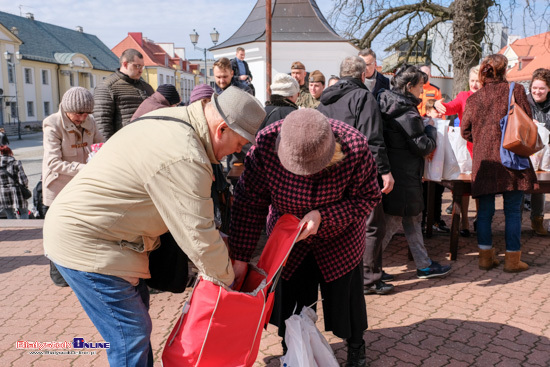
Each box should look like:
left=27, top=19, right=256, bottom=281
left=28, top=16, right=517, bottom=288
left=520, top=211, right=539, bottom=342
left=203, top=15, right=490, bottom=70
left=346, top=341, right=366, bottom=367
left=50, top=261, right=69, bottom=287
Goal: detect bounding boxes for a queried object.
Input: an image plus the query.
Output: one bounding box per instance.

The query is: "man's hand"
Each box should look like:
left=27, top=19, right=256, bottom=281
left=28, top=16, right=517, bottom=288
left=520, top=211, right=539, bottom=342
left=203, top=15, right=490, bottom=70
left=296, top=210, right=321, bottom=242
left=434, top=98, right=446, bottom=114
left=239, top=75, right=248, bottom=81
left=381, top=172, right=394, bottom=194
left=231, top=260, right=248, bottom=290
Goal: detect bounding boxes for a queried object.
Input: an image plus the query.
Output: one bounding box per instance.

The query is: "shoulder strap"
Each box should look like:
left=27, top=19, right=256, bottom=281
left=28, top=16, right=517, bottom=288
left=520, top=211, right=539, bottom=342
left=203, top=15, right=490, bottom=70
left=265, top=107, right=281, bottom=122
left=131, top=115, right=195, bottom=131
left=507, top=82, right=515, bottom=112
left=0, top=165, right=21, bottom=186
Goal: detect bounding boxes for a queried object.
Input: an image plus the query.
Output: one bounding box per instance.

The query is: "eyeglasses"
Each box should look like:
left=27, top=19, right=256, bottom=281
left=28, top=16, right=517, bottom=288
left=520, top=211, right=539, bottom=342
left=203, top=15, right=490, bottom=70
left=129, top=63, right=144, bottom=70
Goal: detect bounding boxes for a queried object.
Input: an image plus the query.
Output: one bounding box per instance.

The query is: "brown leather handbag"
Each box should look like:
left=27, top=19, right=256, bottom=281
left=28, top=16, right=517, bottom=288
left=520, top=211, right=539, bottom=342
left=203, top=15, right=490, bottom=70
left=503, top=90, right=544, bottom=157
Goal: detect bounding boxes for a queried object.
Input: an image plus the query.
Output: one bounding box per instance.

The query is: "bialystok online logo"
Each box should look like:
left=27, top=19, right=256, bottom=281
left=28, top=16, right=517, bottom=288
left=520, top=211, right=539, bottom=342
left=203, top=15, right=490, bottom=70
left=16, top=338, right=110, bottom=351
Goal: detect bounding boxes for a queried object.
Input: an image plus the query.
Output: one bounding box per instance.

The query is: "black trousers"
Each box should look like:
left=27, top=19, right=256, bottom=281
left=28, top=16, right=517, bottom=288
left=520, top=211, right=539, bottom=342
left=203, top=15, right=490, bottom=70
left=270, top=252, right=367, bottom=340
left=363, top=202, right=385, bottom=286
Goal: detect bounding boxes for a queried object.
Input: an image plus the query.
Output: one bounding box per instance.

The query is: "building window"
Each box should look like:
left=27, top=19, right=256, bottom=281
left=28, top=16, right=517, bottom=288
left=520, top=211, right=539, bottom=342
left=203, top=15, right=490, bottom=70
left=44, top=101, right=51, bottom=116
left=9, top=102, right=17, bottom=119
left=42, top=70, right=49, bottom=85
left=159, top=75, right=164, bottom=84
left=209, top=69, right=214, bottom=76
left=69, top=72, right=74, bottom=87
left=90, top=74, right=95, bottom=88
left=24, top=68, right=33, bottom=84
left=27, top=101, right=34, bottom=117
left=8, top=63, right=15, bottom=83
left=448, top=64, right=452, bottom=73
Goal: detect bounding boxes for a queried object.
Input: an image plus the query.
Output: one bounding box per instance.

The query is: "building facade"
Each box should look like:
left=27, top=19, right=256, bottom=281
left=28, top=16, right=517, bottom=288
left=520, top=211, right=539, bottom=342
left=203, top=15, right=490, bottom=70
left=0, top=11, right=118, bottom=130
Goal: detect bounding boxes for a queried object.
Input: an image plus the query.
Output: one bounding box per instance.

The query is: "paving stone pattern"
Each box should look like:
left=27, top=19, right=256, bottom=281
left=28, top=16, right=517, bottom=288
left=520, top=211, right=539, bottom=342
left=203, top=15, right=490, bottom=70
left=1, top=193, right=549, bottom=366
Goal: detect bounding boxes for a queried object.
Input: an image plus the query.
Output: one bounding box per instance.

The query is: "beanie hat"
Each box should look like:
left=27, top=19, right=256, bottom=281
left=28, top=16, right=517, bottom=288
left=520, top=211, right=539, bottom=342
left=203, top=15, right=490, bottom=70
left=309, top=70, right=325, bottom=85
left=157, top=84, right=181, bottom=105
left=61, top=87, right=94, bottom=113
left=190, top=84, right=215, bottom=104
left=212, top=86, right=266, bottom=144
left=277, top=109, right=336, bottom=176
left=270, top=73, right=300, bottom=97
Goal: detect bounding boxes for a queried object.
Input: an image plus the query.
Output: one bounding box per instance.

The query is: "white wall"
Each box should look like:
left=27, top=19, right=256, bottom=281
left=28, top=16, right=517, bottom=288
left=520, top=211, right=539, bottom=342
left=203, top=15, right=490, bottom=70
left=212, top=41, right=359, bottom=105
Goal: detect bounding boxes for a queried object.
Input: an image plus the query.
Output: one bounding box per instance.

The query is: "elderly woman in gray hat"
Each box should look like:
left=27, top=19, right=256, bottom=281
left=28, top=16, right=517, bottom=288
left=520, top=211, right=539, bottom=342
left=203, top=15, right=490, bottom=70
left=42, top=86, right=104, bottom=286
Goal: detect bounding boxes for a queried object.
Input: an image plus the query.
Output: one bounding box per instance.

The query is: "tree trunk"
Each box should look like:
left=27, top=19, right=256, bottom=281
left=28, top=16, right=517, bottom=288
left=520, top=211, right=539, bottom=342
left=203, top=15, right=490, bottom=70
left=450, top=0, right=494, bottom=97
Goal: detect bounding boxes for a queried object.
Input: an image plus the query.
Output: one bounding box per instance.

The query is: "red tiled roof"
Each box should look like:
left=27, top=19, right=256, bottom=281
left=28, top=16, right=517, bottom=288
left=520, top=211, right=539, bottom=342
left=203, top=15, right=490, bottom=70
left=500, top=32, right=550, bottom=82
left=112, top=32, right=180, bottom=69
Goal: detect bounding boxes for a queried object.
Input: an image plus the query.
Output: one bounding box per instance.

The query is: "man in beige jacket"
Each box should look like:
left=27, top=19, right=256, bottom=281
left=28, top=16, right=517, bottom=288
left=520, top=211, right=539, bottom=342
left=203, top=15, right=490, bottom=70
left=43, top=86, right=266, bottom=366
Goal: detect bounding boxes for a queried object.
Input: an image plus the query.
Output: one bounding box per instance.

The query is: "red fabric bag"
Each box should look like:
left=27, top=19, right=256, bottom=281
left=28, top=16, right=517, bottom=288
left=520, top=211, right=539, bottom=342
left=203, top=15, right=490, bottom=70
left=162, top=214, right=304, bottom=367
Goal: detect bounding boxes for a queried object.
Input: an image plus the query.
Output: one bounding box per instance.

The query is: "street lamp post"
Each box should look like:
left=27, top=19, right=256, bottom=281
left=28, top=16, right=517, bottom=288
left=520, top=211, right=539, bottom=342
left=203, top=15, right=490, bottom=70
left=3, top=51, right=23, bottom=140
left=189, top=28, right=220, bottom=85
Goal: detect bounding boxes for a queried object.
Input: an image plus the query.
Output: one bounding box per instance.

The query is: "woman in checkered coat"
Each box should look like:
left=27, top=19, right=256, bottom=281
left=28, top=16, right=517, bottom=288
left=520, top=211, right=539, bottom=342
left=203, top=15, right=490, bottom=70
left=229, top=109, right=381, bottom=366
left=0, top=145, right=29, bottom=219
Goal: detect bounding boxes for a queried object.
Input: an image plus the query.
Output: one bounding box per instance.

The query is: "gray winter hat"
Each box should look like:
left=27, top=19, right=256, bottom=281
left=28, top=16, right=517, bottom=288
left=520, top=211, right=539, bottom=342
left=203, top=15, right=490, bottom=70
left=61, top=87, right=94, bottom=113
left=212, top=86, right=266, bottom=144
left=270, top=73, right=299, bottom=97
left=277, top=109, right=336, bottom=176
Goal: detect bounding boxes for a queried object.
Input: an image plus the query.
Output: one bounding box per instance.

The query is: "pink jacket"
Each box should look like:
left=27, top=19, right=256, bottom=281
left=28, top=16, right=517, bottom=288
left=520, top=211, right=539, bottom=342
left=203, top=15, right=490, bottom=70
left=42, top=105, right=104, bottom=206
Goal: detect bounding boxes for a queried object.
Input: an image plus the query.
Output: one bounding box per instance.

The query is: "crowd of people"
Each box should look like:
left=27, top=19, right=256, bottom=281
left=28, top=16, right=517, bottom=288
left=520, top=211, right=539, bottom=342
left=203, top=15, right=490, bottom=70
left=1, top=45, right=548, bottom=367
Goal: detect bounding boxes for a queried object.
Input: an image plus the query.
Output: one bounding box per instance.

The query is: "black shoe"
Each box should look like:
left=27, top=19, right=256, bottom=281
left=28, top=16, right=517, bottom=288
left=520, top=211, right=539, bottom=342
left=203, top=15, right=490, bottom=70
left=460, top=229, right=471, bottom=237
left=381, top=270, right=394, bottom=282
left=445, top=203, right=453, bottom=215
left=50, top=261, right=69, bottom=287
left=433, top=220, right=450, bottom=233
left=473, top=219, right=477, bottom=232
left=364, top=280, right=394, bottom=295
left=417, top=261, right=452, bottom=279
left=346, top=341, right=366, bottom=367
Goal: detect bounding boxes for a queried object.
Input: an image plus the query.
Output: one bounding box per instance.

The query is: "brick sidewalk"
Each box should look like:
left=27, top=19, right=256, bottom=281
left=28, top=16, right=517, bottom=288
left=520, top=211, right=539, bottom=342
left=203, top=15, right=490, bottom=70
left=1, top=193, right=549, bottom=366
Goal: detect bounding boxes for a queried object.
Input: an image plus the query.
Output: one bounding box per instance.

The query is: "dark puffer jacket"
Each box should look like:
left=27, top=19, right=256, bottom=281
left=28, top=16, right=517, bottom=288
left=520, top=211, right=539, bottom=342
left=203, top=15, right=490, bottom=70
left=317, top=77, right=390, bottom=175
left=377, top=89, right=437, bottom=216
left=93, top=69, right=154, bottom=140
left=528, top=93, right=550, bottom=144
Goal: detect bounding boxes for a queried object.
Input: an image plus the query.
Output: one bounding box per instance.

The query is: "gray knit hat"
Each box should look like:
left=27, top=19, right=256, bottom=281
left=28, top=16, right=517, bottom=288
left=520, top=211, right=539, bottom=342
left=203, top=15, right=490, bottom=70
left=61, top=87, right=94, bottom=113
left=212, top=86, right=266, bottom=144
left=270, top=73, right=300, bottom=97
left=277, top=109, right=336, bottom=176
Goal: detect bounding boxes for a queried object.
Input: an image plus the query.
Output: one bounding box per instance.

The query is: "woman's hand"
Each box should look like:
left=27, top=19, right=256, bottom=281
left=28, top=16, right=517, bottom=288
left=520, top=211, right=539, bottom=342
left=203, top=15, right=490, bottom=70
left=296, top=210, right=321, bottom=242
left=434, top=98, right=446, bottom=114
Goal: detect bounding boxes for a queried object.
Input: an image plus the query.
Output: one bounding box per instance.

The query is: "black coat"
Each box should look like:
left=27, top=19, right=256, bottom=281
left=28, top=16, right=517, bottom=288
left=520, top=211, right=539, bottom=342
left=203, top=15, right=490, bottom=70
left=371, top=72, right=390, bottom=97
left=317, top=77, right=390, bottom=175
left=259, top=95, right=298, bottom=131
left=528, top=93, right=550, bottom=144
left=377, top=89, right=437, bottom=217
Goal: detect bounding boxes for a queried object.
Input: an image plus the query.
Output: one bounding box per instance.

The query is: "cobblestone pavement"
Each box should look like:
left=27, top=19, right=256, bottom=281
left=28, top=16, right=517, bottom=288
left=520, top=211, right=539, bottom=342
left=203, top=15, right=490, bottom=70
left=1, top=193, right=549, bottom=366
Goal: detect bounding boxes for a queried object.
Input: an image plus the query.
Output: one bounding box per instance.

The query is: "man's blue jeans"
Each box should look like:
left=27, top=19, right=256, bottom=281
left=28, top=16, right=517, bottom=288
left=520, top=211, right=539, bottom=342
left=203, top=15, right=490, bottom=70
left=55, top=263, right=154, bottom=367
left=477, top=191, right=524, bottom=252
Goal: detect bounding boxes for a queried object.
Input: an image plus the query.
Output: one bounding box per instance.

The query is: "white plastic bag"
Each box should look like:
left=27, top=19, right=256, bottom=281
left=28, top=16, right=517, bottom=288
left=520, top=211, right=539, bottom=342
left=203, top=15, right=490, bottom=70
left=530, top=122, right=550, bottom=171
left=424, top=120, right=446, bottom=181
left=442, top=129, right=461, bottom=180
left=280, top=306, right=339, bottom=367
left=447, top=126, right=472, bottom=174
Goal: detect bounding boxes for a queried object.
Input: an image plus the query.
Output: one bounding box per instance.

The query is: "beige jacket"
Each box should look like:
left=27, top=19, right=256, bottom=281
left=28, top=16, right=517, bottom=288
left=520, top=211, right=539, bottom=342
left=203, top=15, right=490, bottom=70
left=42, top=105, right=104, bottom=206
left=43, top=102, right=234, bottom=286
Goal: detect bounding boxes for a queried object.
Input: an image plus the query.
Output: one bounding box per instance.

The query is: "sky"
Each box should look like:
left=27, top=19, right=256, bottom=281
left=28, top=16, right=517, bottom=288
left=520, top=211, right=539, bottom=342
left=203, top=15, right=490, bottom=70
left=0, top=0, right=334, bottom=59
left=0, top=0, right=546, bottom=61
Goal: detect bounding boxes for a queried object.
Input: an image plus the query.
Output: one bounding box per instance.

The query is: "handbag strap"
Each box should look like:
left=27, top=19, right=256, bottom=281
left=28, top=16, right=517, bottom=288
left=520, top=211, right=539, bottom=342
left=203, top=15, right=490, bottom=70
left=0, top=165, right=23, bottom=187
left=131, top=115, right=195, bottom=132
left=507, top=82, right=515, bottom=114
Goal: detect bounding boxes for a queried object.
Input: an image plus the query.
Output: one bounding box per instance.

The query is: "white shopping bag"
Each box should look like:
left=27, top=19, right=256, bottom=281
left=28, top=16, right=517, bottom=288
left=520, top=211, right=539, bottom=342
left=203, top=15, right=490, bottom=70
left=530, top=122, right=550, bottom=171
left=280, top=306, right=339, bottom=367
left=442, top=130, right=461, bottom=180
left=424, top=119, right=447, bottom=181
left=447, top=126, right=472, bottom=174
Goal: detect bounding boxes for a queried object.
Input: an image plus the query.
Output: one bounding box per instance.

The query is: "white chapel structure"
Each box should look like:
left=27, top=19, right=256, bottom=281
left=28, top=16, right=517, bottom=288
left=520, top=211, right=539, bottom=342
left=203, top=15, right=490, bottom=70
left=210, top=0, right=358, bottom=105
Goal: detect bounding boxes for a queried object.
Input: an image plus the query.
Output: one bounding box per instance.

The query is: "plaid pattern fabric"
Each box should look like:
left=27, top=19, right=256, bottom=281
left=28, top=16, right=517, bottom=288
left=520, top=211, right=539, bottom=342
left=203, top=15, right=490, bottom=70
left=0, top=156, right=29, bottom=209
left=229, top=119, right=381, bottom=282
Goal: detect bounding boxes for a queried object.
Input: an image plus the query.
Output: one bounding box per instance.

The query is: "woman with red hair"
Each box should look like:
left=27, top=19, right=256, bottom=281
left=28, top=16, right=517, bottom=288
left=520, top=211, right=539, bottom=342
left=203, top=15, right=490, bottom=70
left=462, top=54, right=538, bottom=273
left=0, top=145, right=29, bottom=219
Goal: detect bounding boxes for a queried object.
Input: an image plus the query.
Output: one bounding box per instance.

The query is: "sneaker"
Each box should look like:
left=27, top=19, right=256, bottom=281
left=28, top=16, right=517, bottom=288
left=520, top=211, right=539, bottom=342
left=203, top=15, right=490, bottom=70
left=433, top=220, right=450, bottom=233
left=524, top=200, right=531, bottom=211
left=445, top=203, right=453, bottom=215
left=417, top=261, right=452, bottom=279
left=381, top=270, right=395, bottom=282
left=364, top=280, right=394, bottom=295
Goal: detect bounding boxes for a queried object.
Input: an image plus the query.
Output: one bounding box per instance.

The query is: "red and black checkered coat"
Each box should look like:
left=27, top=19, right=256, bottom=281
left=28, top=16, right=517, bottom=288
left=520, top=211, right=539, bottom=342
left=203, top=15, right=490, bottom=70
left=229, top=119, right=382, bottom=282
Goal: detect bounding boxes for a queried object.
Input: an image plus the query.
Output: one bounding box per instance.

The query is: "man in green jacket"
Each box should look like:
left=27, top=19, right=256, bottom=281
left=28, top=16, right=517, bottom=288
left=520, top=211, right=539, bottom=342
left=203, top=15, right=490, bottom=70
left=43, top=86, right=266, bottom=366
